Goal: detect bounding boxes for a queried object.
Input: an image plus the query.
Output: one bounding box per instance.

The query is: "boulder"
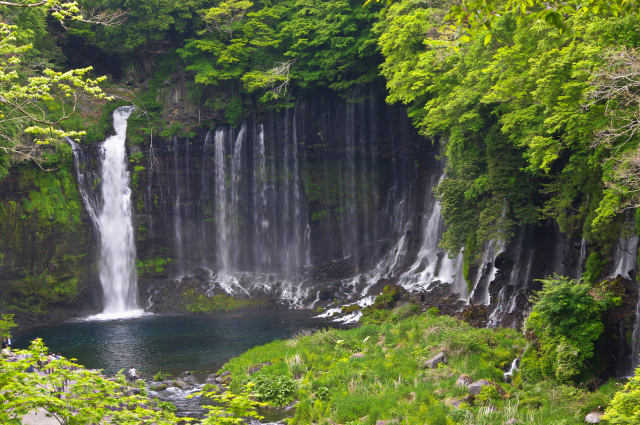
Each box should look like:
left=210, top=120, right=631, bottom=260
left=424, top=352, right=447, bottom=369
left=585, top=412, right=603, bottom=423
left=173, top=379, right=189, bottom=390
left=150, top=383, right=168, bottom=391
left=456, top=374, right=472, bottom=388
left=468, top=379, right=492, bottom=395
left=445, top=398, right=463, bottom=409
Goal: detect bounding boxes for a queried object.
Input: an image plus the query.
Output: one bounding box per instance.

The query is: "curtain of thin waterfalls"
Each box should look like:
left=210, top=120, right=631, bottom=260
left=71, top=106, right=144, bottom=319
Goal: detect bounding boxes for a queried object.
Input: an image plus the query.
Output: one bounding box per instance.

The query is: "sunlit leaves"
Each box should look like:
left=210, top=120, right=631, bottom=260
left=0, top=339, right=182, bottom=424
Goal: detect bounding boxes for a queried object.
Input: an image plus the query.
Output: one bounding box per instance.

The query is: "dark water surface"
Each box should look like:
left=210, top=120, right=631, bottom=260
left=14, top=310, right=330, bottom=376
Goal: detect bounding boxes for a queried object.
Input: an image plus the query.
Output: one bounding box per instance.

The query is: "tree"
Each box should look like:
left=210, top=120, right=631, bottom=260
left=193, top=382, right=265, bottom=425
left=0, top=338, right=181, bottom=424
left=0, top=0, right=112, bottom=177
left=0, top=336, right=265, bottom=424
left=0, top=313, right=16, bottom=338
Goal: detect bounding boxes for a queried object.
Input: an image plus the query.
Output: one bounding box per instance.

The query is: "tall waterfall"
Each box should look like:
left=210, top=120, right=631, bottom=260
left=73, top=106, right=145, bottom=320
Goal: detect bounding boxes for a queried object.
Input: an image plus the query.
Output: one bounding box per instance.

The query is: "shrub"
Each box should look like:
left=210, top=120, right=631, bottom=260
left=251, top=374, right=297, bottom=407
left=476, top=384, right=500, bottom=405
left=0, top=313, right=16, bottom=338
left=523, top=275, right=614, bottom=383
left=602, top=365, right=640, bottom=424
left=154, top=371, right=171, bottom=381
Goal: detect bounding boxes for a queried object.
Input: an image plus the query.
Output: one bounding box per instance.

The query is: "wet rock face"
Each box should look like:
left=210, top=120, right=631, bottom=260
left=132, top=93, right=432, bottom=278
left=600, top=276, right=640, bottom=377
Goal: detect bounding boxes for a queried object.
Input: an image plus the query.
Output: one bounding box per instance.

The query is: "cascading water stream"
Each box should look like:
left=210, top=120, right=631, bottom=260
left=214, top=129, right=230, bottom=274
left=73, top=106, right=145, bottom=320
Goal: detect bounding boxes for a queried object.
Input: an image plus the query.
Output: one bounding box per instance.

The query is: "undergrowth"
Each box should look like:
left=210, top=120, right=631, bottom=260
left=221, top=306, right=620, bottom=425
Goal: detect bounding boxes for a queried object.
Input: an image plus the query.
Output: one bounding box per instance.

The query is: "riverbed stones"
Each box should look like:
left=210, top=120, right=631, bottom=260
left=424, top=352, right=447, bottom=368
left=150, top=383, right=168, bottom=391
left=584, top=412, right=603, bottom=423
left=173, top=379, right=189, bottom=390
left=468, top=379, right=492, bottom=395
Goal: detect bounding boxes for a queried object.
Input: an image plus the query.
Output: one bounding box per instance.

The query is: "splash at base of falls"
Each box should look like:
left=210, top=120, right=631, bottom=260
left=83, top=309, right=150, bottom=322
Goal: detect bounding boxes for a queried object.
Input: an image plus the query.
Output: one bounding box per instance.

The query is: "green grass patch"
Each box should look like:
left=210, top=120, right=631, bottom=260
left=219, top=307, right=621, bottom=424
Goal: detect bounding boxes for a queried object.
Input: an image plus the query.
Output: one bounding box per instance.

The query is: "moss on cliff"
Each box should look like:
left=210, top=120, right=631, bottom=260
left=0, top=147, right=93, bottom=314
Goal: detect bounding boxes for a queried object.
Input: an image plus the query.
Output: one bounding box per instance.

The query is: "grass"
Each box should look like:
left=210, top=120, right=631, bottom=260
left=219, top=306, right=621, bottom=425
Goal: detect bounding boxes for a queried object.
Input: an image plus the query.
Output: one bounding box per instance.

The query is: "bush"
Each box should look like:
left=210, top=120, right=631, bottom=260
left=0, top=313, right=16, bottom=338
left=251, top=374, right=297, bottom=407
left=476, top=384, right=500, bottom=405
left=523, top=275, right=613, bottom=383
left=602, top=365, right=640, bottom=424
left=154, top=371, right=171, bottom=381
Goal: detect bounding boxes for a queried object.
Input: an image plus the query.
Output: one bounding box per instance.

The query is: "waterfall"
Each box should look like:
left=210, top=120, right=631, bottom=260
left=173, top=136, right=185, bottom=273
left=468, top=240, right=502, bottom=305
left=576, top=238, right=587, bottom=279
left=487, top=229, right=535, bottom=327
left=611, top=236, right=639, bottom=279
left=253, top=124, right=269, bottom=269
left=200, top=132, right=213, bottom=265
left=73, top=106, right=145, bottom=320
left=214, top=129, right=231, bottom=273
left=230, top=125, right=247, bottom=268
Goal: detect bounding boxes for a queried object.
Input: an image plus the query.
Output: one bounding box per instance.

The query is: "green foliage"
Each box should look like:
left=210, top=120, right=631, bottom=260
left=154, top=371, right=172, bottom=381
left=476, top=384, right=500, bottom=405
left=181, top=290, right=259, bottom=313
left=251, top=373, right=297, bottom=406
left=0, top=1, right=113, bottom=179
left=217, top=307, right=621, bottom=424
left=178, top=0, right=382, bottom=108
left=193, top=382, right=265, bottom=425
left=523, top=275, right=615, bottom=383
left=74, top=0, right=209, bottom=53
left=0, top=149, right=88, bottom=313
left=1, top=338, right=267, bottom=425
left=0, top=313, right=16, bottom=338
left=374, top=0, right=640, bottom=259
left=137, top=257, right=172, bottom=275
left=603, top=364, right=640, bottom=424
left=0, top=338, right=181, bottom=424
left=584, top=251, right=608, bottom=283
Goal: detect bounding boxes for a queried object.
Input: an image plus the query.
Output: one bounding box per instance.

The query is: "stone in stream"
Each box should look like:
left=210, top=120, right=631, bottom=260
left=150, top=383, right=168, bottom=391
left=173, top=379, right=190, bottom=390
left=424, top=352, right=447, bottom=369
